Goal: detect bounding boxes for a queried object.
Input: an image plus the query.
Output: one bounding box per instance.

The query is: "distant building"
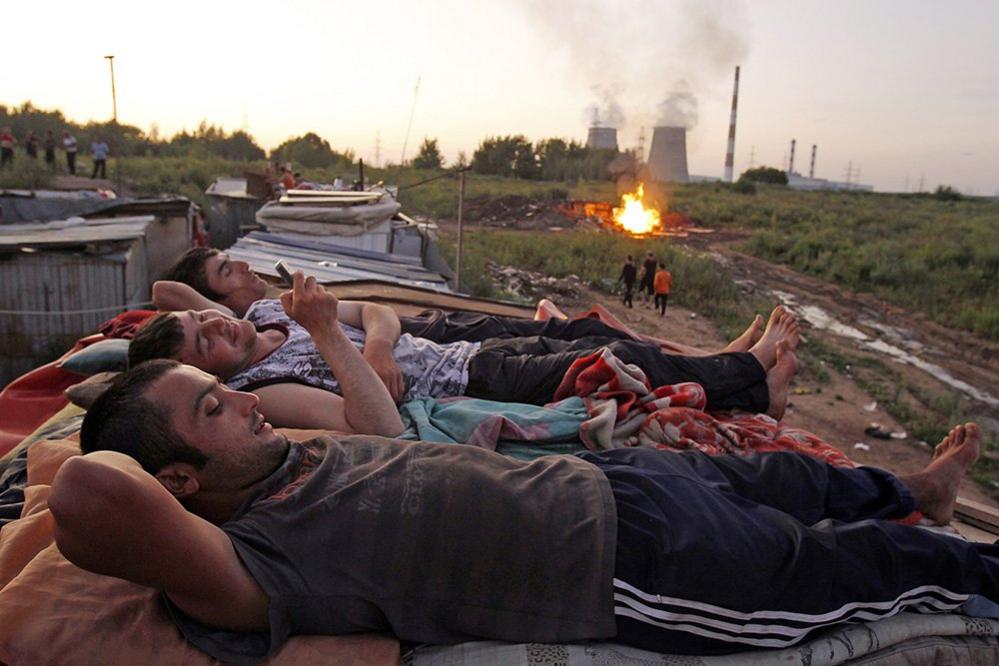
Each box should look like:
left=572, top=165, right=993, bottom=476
left=787, top=172, right=873, bottom=192
left=586, top=126, right=618, bottom=151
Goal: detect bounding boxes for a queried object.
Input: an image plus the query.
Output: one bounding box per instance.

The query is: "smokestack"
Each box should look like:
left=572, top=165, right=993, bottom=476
left=648, top=126, right=690, bottom=183
left=724, top=65, right=740, bottom=182
left=809, top=144, right=816, bottom=179
left=587, top=126, right=618, bottom=151
left=788, top=139, right=797, bottom=175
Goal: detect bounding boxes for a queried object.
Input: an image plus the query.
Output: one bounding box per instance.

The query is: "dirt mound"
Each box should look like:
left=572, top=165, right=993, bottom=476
left=463, top=194, right=591, bottom=229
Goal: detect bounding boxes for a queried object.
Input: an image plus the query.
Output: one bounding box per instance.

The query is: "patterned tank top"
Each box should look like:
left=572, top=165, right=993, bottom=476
left=227, top=300, right=479, bottom=400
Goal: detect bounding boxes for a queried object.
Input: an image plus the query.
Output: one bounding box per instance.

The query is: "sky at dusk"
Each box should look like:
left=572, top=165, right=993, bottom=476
left=4, top=0, right=998, bottom=194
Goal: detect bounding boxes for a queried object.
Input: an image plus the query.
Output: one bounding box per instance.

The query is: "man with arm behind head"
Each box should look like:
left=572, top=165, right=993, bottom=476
left=50, top=358, right=999, bottom=661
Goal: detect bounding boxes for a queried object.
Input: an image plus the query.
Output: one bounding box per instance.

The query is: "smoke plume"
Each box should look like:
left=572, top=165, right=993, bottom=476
left=514, top=0, right=748, bottom=134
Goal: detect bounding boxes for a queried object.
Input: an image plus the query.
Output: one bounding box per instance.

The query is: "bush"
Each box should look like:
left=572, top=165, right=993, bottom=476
left=739, top=166, right=788, bottom=185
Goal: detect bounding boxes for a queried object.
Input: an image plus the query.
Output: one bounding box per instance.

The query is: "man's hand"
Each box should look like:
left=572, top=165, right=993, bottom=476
left=280, top=272, right=338, bottom=334
left=363, top=341, right=406, bottom=402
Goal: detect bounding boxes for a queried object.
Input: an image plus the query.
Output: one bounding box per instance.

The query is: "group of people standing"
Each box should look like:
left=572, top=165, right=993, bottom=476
left=618, top=251, right=672, bottom=316
left=0, top=127, right=108, bottom=178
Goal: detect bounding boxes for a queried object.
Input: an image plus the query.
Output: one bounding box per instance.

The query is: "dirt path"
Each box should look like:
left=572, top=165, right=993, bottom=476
left=559, top=236, right=999, bottom=509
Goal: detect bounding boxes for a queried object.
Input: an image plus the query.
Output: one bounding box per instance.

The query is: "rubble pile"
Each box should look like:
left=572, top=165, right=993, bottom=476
left=463, top=195, right=586, bottom=230
left=487, top=262, right=584, bottom=300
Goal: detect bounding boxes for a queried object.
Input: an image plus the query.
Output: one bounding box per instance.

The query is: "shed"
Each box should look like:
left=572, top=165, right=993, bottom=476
left=0, top=214, right=191, bottom=386
left=204, top=177, right=266, bottom=250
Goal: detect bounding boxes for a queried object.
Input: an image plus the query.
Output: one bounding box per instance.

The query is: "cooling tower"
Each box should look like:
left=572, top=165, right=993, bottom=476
left=587, top=126, right=618, bottom=150
left=648, top=126, right=689, bottom=183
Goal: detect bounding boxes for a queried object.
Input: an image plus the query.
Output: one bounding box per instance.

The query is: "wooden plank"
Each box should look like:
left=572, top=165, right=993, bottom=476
left=955, top=498, right=999, bottom=534
left=286, top=190, right=382, bottom=199
left=278, top=196, right=383, bottom=206
left=267, top=279, right=536, bottom=319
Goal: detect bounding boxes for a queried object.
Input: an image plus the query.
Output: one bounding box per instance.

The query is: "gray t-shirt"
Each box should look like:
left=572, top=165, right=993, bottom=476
left=165, top=435, right=618, bottom=662
left=228, top=299, right=479, bottom=400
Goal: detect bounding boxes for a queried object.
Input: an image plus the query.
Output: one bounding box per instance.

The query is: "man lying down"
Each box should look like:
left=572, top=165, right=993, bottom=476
left=50, top=358, right=998, bottom=661
left=152, top=246, right=746, bottom=357
left=128, top=271, right=801, bottom=434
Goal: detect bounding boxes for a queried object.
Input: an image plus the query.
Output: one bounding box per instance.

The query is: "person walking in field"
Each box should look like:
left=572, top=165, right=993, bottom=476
left=0, top=127, right=15, bottom=170
left=654, top=262, right=672, bottom=317
left=63, top=130, right=77, bottom=175
left=43, top=130, right=57, bottom=170
left=618, top=255, right=637, bottom=308
left=91, top=136, right=109, bottom=179
left=640, top=251, right=657, bottom=306
left=24, top=130, right=39, bottom=160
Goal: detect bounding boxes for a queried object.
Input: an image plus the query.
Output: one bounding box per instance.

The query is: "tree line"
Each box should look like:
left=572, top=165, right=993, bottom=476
left=0, top=102, right=354, bottom=168
left=5, top=101, right=630, bottom=181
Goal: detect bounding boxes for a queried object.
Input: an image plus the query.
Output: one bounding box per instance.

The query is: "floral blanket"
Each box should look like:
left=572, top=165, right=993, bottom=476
left=400, top=347, right=854, bottom=468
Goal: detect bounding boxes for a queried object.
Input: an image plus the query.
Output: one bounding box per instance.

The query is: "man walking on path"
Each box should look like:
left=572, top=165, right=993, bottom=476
left=640, top=251, right=658, bottom=306
left=654, top=262, right=672, bottom=317
left=91, top=136, right=109, bottom=179
left=63, top=131, right=77, bottom=174
left=618, top=255, right=637, bottom=308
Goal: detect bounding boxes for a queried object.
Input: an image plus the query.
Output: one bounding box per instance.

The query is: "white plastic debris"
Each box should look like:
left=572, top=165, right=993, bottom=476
left=864, top=401, right=878, bottom=412
left=853, top=443, right=871, bottom=451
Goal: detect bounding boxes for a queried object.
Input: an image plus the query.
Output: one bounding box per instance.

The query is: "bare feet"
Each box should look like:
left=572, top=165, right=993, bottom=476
left=750, top=306, right=801, bottom=369
left=765, top=340, right=799, bottom=420
left=723, top=314, right=764, bottom=353
left=900, top=423, right=981, bottom=525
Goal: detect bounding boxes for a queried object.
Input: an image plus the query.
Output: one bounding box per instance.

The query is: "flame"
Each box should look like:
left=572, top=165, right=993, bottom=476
left=612, top=184, right=661, bottom=235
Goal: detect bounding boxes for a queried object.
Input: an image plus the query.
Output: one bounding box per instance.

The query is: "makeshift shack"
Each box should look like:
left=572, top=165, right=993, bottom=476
left=0, top=213, right=190, bottom=385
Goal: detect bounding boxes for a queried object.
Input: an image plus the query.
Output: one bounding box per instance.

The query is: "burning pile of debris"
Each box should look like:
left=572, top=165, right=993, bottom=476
left=487, top=262, right=584, bottom=301
left=463, top=195, right=598, bottom=230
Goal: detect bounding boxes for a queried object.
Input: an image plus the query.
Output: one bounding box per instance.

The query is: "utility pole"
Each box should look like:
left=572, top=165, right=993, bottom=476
left=844, top=161, right=853, bottom=187
left=748, top=145, right=755, bottom=168
left=373, top=131, right=382, bottom=167
left=455, top=170, right=466, bottom=293
left=918, top=175, right=925, bottom=193
left=104, top=55, right=117, bottom=123
left=636, top=126, right=645, bottom=163
left=400, top=76, right=421, bottom=165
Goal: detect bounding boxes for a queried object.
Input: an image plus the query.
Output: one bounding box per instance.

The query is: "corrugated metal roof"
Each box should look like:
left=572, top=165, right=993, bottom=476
left=0, top=216, right=157, bottom=249
left=227, top=232, right=451, bottom=292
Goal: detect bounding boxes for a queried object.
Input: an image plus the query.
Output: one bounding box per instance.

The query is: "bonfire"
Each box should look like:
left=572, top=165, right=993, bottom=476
left=612, top=183, right=661, bottom=235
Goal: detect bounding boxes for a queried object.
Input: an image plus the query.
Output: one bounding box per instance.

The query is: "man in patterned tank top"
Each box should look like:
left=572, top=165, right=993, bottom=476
left=131, top=268, right=801, bottom=434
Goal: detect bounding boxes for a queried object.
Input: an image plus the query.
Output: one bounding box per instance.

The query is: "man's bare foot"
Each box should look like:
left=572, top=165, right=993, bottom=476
left=765, top=341, right=798, bottom=420
left=900, top=423, right=981, bottom=525
left=750, top=306, right=801, bottom=369
left=723, top=314, right=764, bottom=353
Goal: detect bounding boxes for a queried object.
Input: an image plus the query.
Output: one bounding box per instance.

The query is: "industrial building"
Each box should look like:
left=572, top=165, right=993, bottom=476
left=586, top=126, right=618, bottom=151
left=647, top=126, right=690, bottom=183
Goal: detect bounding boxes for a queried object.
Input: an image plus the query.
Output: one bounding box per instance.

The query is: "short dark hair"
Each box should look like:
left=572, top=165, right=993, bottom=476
left=164, top=248, right=223, bottom=301
left=80, top=359, right=208, bottom=474
left=626, top=255, right=633, bottom=261
left=129, top=312, right=185, bottom=367
left=659, top=262, right=666, bottom=269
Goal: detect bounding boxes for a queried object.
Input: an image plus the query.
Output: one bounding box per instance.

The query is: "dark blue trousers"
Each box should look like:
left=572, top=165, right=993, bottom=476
left=579, top=448, right=999, bottom=655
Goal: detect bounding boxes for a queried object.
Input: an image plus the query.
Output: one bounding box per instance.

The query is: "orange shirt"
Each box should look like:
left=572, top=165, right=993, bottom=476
left=654, top=269, right=672, bottom=294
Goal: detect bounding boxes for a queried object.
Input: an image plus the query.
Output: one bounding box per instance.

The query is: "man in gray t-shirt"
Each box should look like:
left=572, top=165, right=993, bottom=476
left=52, top=359, right=998, bottom=661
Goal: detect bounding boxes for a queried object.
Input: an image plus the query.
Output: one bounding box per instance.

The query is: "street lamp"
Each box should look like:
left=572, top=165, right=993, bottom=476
left=104, top=55, right=117, bottom=124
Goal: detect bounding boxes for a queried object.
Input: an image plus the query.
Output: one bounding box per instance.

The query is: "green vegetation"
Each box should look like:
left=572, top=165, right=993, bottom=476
left=738, top=166, right=788, bottom=185
left=667, top=183, right=999, bottom=340
left=436, top=228, right=770, bottom=342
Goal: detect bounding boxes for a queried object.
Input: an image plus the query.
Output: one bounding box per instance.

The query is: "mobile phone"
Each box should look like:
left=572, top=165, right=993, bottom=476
left=274, top=260, right=294, bottom=286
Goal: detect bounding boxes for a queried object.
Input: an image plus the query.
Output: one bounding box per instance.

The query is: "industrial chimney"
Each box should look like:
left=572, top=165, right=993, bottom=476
left=648, top=126, right=690, bottom=183
left=586, top=126, right=618, bottom=151
left=809, top=144, right=817, bottom=178
left=788, top=139, right=797, bottom=175
left=724, top=65, right=740, bottom=182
